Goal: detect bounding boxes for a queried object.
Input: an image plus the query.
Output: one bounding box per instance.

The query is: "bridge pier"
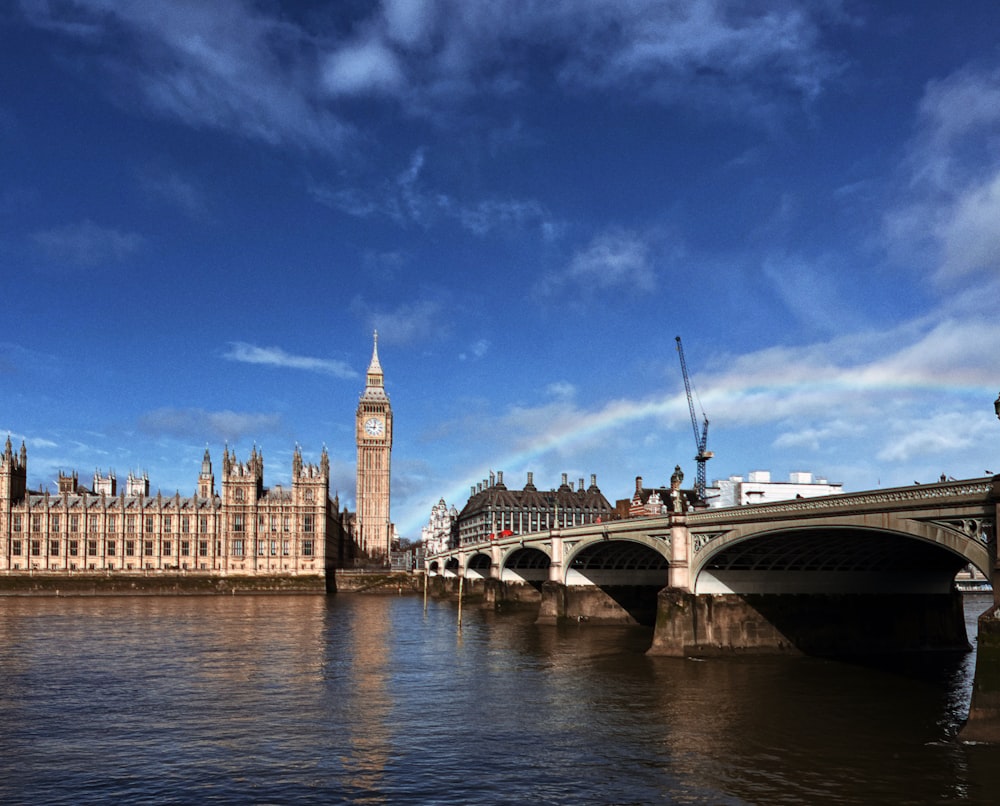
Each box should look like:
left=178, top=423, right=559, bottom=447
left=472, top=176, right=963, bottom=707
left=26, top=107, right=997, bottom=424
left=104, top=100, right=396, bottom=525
left=961, top=604, right=1000, bottom=742
left=537, top=581, right=660, bottom=625
left=649, top=588, right=970, bottom=656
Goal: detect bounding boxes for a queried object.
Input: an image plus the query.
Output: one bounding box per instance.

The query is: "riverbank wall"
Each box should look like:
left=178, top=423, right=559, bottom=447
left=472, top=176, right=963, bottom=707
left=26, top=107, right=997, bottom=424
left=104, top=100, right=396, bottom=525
left=0, top=573, right=327, bottom=596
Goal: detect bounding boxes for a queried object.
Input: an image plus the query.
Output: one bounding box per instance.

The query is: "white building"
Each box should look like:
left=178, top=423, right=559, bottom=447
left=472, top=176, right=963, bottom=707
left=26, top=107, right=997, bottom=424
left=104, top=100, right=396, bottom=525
left=708, top=471, right=842, bottom=508
left=421, top=498, right=457, bottom=555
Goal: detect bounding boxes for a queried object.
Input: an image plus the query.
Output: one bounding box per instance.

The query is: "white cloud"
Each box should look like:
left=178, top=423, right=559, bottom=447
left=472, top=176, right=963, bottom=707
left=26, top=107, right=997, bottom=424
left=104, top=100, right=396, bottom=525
left=22, top=0, right=846, bottom=155
left=22, top=0, right=352, bottom=152
left=459, top=339, right=490, bottom=361
left=539, top=228, right=656, bottom=297
left=886, top=65, right=1000, bottom=283
left=138, top=407, right=281, bottom=442
left=876, top=412, right=986, bottom=463
left=322, top=38, right=406, bottom=96
left=351, top=297, right=447, bottom=346
left=31, top=220, right=142, bottom=268
left=222, top=342, right=357, bottom=378
left=935, top=171, right=1000, bottom=281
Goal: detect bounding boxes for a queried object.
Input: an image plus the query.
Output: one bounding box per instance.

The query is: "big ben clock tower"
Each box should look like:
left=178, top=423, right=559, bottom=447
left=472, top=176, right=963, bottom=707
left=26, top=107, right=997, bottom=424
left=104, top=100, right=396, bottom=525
left=356, top=331, right=393, bottom=561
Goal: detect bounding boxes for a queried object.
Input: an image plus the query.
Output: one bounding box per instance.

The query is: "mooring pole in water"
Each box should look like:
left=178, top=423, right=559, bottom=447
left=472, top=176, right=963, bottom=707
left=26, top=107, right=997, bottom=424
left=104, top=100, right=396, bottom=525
left=457, top=575, right=464, bottom=631
left=423, top=572, right=428, bottom=614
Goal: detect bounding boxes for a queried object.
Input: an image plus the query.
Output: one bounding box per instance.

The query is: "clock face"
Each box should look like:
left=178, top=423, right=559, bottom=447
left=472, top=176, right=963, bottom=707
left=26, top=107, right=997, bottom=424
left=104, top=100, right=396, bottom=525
left=364, top=417, right=384, bottom=437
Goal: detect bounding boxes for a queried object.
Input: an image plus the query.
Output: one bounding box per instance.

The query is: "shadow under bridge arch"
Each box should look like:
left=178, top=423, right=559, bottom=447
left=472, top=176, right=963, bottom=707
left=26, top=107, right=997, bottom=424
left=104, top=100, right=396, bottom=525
left=500, top=546, right=551, bottom=588
left=564, top=539, right=670, bottom=626
left=693, top=526, right=976, bottom=595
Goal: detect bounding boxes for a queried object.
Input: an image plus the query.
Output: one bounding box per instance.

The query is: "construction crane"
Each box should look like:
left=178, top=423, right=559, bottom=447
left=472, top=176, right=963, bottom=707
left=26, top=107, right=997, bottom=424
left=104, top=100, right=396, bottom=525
left=675, top=336, right=713, bottom=503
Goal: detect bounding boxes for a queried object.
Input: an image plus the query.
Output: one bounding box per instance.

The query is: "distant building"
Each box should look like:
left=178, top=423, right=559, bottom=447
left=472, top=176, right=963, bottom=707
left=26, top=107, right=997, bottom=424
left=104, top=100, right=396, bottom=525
left=0, top=438, right=348, bottom=576
left=456, top=471, right=613, bottom=546
left=614, top=466, right=697, bottom=518
left=707, top=470, right=843, bottom=508
left=421, top=498, right=458, bottom=555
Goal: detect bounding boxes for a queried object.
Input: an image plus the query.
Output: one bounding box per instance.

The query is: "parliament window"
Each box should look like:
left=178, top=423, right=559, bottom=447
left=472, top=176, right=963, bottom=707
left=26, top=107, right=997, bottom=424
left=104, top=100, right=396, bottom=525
left=199, top=540, right=208, bottom=557
left=12, top=515, right=21, bottom=532
left=163, top=516, right=172, bottom=533
left=49, top=540, right=60, bottom=555
left=70, top=515, right=79, bottom=532
left=107, top=540, right=116, bottom=556
left=303, top=540, right=313, bottom=556
left=232, top=539, right=244, bottom=557
left=163, top=541, right=172, bottom=556
left=304, top=515, right=313, bottom=533
left=181, top=540, right=190, bottom=556
left=108, top=515, right=116, bottom=532
left=69, top=540, right=78, bottom=556
left=31, top=515, right=41, bottom=532
left=31, top=540, right=41, bottom=556
left=126, top=540, right=135, bottom=557
left=144, top=540, right=154, bottom=556
left=51, top=515, right=60, bottom=532
left=145, top=516, right=154, bottom=533
left=181, top=516, right=190, bottom=534
left=88, top=540, right=98, bottom=556
left=126, top=515, right=136, bottom=533
left=233, top=515, right=244, bottom=532
left=12, top=540, right=22, bottom=556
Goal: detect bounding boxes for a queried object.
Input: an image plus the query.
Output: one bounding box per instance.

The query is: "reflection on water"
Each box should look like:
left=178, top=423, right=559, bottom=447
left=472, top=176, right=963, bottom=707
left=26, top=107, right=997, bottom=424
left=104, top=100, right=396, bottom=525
left=0, top=593, right=997, bottom=804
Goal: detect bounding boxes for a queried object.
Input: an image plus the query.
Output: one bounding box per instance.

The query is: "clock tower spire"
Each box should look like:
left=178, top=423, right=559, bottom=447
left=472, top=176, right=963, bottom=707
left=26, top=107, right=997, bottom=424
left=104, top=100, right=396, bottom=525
left=356, top=331, right=393, bottom=561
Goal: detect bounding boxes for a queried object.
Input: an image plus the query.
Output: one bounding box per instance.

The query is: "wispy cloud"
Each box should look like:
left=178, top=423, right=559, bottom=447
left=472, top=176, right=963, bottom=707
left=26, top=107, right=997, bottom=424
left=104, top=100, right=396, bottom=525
left=31, top=220, right=142, bottom=268
left=459, top=339, right=490, bottom=361
left=351, top=298, right=447, bottom=346
left=136, top=166, right=207, bottom=217
left=222, top=342, right=357, bottom=378
left=21, top=2, right=845, bottom=159
left=138, top=407, right=281, bottom=442
left=538, top=228, right=656, bottom=297
left=310, top=148, right=557, bottom=238
left=885, top=65, right=1000, bottom=284
left=21, top=0, right=352, bottom=152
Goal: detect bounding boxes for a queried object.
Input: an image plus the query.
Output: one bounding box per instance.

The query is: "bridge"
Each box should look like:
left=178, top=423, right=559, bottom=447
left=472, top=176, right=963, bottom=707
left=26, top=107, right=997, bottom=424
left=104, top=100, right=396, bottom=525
left=426, top=475, right=1000, bottom=741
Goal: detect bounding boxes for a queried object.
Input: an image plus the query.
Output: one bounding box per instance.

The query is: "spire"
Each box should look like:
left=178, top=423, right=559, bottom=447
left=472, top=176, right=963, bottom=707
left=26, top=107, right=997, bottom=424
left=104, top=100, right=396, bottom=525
left=360, top=329, right=388, bottom=400
left=368, top=330, right=383, bottom=374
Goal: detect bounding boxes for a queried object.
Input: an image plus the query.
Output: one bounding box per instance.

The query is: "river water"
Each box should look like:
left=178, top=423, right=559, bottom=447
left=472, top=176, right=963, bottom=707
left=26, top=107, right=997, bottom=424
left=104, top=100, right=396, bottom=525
left=0, top=591, right=997, bottom=805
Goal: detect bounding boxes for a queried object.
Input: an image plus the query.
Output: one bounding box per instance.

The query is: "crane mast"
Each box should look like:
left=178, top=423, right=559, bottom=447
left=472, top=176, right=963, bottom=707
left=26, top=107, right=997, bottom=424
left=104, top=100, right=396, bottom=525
left=675, top=336, right=713, bottom=503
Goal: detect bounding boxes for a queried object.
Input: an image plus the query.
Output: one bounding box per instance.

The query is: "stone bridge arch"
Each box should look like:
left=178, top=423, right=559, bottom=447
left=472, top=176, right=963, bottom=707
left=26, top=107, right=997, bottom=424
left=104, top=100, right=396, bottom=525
left=690, top=511, right=992, bottom=595
left=563, top=536, right=670, bottom=587
left=499, top=545, right=551, bottom=585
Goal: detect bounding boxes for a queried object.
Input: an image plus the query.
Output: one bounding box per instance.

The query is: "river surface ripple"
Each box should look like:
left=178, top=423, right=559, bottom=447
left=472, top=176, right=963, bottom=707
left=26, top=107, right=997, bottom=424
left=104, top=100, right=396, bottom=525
left=0, top=593, right=998, bottom=805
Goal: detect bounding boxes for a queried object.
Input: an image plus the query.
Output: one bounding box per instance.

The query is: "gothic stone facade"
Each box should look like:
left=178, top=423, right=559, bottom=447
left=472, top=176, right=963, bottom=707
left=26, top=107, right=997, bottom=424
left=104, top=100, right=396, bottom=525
left=0, top=438, right=344, bottom=576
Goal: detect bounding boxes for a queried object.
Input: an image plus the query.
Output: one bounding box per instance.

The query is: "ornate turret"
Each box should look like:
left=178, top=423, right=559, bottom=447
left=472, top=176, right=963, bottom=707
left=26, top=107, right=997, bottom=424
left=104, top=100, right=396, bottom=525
left=198, top=447, right=215, bottom=498
left=1, top=436, right=28, bottom=506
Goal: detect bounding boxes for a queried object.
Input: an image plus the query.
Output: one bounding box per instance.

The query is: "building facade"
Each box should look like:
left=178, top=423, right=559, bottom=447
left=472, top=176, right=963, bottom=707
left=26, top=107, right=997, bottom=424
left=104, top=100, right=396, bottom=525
left=615, top=466, right=696, bottom=518
left=707, top=470, right=843, bottom=508
left=0, top=437, right=342, bottom=576
left=355, top=331, right=393, bottom=561
left=456, top=471, right=613, bottom=546
left=421, top=498, right=458, bottom=555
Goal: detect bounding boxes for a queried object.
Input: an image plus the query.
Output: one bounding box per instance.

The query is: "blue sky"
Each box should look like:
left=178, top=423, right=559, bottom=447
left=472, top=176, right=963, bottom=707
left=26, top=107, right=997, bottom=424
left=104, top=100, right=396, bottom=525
left=3, top=1, right=1000, bottom=539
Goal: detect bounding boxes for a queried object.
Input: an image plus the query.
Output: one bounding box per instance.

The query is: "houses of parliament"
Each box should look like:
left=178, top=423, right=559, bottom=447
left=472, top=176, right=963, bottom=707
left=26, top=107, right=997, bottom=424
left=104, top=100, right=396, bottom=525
left=0, top=335, right=394, bottom=577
